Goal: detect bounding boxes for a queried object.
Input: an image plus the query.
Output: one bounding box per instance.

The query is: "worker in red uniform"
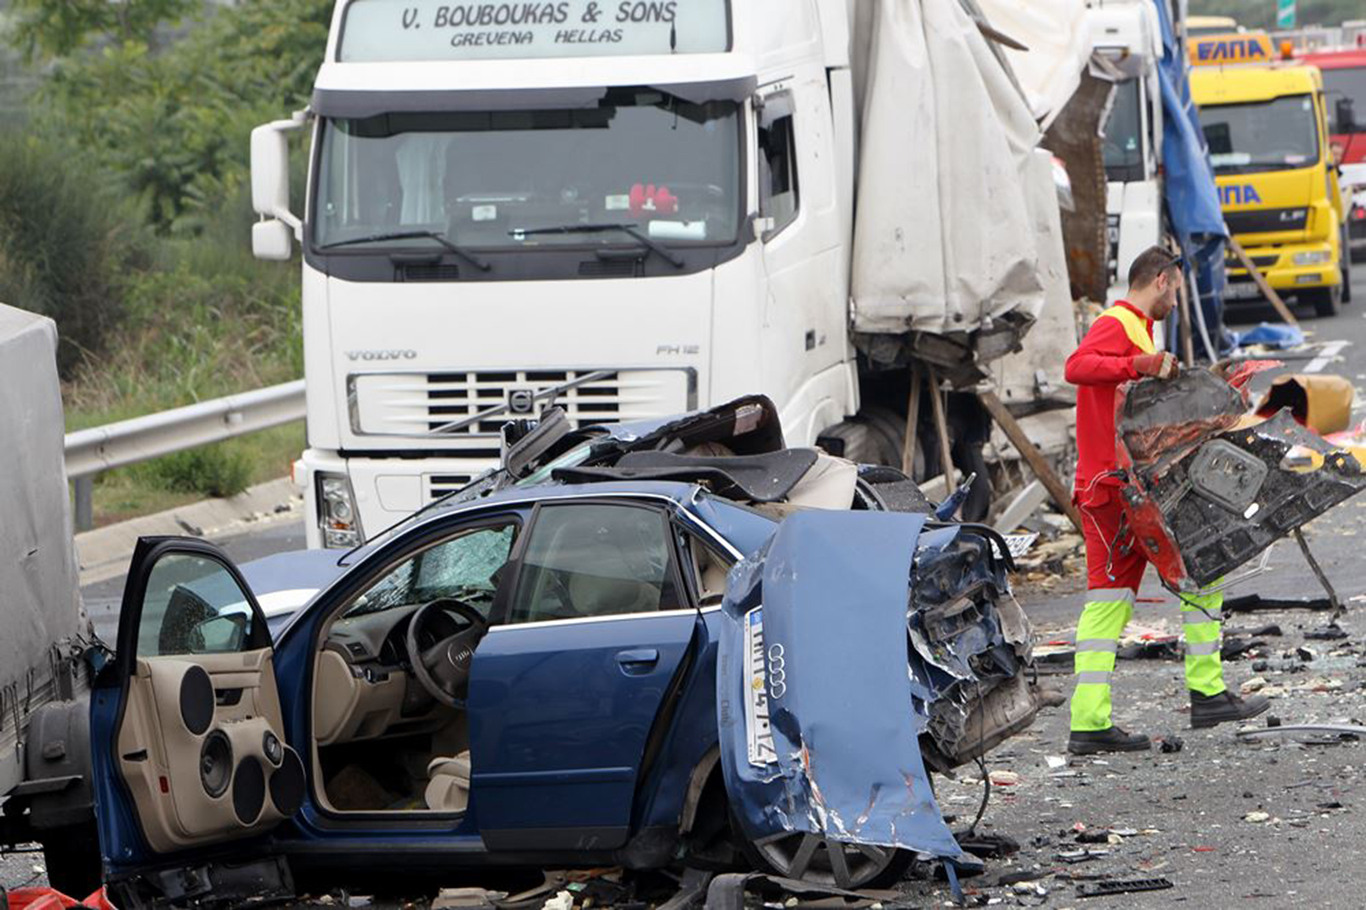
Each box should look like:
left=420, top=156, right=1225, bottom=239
left=1064, top=246, right=1268, bottom=755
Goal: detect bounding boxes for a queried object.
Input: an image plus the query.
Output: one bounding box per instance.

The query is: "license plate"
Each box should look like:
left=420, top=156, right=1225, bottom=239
left=1225, top=282, right=1261, bottom=301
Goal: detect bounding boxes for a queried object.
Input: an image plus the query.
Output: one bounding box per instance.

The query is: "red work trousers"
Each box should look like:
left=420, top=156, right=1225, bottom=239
left=1076, top=483, right=1147, bottom=592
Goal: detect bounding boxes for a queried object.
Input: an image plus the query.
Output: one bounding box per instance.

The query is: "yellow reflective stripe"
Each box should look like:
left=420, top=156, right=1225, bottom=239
left=1186, top=640, right=1221, bottom=657
left=1076, top=671, right=1113, bottom=686
left=1098, top=306, right=1155, bottom=355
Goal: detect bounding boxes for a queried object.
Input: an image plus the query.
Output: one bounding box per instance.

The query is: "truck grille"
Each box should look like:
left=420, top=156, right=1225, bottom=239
left=350, top=368, right=693, bottom=439
left=1224, top=207, right=1307, bottom=234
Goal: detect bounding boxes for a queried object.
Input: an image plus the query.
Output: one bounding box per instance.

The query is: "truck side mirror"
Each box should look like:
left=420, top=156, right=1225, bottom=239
left=251, top=124, right=291, bottom=219
left=1336, top=96, right=1357, bottom=134
left=250, top=117, right=304, bottom=260
left=253, top=219, right=294, bottom=261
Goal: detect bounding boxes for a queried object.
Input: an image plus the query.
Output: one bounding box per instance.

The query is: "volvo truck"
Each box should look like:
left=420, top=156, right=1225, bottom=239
left=251, top=0, right=1082, bottom=547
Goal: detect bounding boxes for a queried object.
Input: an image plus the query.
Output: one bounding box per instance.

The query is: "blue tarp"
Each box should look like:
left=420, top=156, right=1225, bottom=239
left=1152, top=0, right=1231, bottom=359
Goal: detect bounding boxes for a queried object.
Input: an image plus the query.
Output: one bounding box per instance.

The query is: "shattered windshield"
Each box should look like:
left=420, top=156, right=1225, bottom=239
left=1201, top=94, right=1320, bottom=174
left=313, top=88, right=742, bottom=251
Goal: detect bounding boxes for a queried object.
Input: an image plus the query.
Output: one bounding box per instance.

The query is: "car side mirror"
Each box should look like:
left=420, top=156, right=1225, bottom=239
left=1337, top=96, right=1357, bottom=134
left=191, top=614, right=248, bottom=653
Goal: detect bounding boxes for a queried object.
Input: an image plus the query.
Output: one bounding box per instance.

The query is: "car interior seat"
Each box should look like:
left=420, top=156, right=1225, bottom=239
left=424, top=750, right=472, bottom=812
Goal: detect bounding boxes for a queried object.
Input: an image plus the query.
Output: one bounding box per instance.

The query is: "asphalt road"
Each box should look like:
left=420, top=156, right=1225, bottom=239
left=7, top=264, right=1366, bottom=906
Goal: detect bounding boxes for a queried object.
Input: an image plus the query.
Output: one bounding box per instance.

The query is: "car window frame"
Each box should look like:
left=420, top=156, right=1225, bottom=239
left=490, top=498, right=694, bottom=627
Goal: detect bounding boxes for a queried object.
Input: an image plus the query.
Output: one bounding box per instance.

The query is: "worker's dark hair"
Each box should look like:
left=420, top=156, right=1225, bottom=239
left=1128, top=245, right=1183, bottom=290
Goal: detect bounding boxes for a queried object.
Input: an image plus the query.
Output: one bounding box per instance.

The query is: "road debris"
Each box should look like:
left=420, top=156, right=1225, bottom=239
left=1076, top=877, right=1174, bottom=898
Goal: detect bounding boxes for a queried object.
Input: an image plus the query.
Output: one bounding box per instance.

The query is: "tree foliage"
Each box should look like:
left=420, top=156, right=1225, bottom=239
left=22, top=0, right=331, bottom=233
left=6, top=0, right=195, bottom=60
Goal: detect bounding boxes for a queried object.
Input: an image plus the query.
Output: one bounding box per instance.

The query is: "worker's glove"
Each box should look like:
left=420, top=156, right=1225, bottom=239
left=1132, top=352, right=1179, bottom=380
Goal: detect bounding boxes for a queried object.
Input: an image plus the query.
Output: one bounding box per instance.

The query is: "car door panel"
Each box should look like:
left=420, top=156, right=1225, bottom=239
left=467, top=501, right=699, bottom=850
left=117, top=649, right=298, bottom=852
left=95, top=537, right=304, bottom=868
left=468, top=611, right=697, bottom=849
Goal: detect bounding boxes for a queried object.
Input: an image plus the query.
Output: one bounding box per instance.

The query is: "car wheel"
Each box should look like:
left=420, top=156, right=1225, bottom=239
left=741, top=829, right=913, bottom=890
left=1305, top=283, right=1342, bottom=318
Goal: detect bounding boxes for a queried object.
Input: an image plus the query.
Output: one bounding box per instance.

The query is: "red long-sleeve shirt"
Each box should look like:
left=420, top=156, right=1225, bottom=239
left=1065, top=300, right=1154, bottom=491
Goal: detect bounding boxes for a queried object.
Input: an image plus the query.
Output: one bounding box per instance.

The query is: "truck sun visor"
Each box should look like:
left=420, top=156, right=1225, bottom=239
left=311, top=77, right=756, bottom=119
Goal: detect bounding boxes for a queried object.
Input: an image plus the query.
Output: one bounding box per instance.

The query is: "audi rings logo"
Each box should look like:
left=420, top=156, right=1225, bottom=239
left=766, top=643, right=786, bottom=699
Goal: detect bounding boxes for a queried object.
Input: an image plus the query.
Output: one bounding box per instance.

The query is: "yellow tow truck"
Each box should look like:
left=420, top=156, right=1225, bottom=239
left=1190, top=32, right=1350, bottom=316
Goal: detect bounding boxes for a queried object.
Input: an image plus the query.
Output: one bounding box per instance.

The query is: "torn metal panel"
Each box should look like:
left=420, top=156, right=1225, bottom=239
left=717, top=510, right=964, bottom=861
left=908, top=526, right=1036, bottom=772
left=1115, top=372, right=1366, bottom=591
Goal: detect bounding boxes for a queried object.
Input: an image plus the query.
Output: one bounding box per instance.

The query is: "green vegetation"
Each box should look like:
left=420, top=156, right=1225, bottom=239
left=1188, top=0, right=1364, bottom=30
left=0, top=0, right=328, bottom=520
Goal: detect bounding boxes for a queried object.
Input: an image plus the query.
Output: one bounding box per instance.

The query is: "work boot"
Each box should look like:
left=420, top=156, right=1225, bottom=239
left=1190, top=689, right=1270, bottom=729
left=1067, top=726, right=1152, bottom=755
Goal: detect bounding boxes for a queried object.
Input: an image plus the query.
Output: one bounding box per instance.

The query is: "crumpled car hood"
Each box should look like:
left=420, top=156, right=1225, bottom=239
left=716, top=510, right=964, bottom=860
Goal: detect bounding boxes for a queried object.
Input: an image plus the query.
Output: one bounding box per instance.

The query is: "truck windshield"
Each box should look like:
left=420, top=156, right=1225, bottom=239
left=1201, top=93, right=1320, bottom=174
left=1322, top=67, right=1366, bottom=134
left=313, top=88, right=741, bottom=251
left=1103, top=79, right=1144, bottom=182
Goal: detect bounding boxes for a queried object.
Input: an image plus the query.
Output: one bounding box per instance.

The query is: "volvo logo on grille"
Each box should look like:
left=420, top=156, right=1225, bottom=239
left=507, top=389, right=536, bottom=415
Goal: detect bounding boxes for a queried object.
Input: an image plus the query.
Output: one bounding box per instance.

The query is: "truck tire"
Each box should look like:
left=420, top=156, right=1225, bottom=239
left=1305, top=282, right=1342, bottom=318
left=816, top=419, right=889, bottom=465
left=817, top=410, right=922, bottom=477
left=39, top=820, right=102, bottom=898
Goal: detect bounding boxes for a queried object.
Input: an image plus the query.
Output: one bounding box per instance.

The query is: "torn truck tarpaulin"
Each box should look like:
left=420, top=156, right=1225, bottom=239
left=716, top=510, right=964, bottom=861
left=1115, top=371, right=1366, bottom=591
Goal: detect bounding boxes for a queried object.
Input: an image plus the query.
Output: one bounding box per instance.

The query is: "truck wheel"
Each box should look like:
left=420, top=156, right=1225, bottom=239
left=818, top=410, right=921, bottom=475
left=740, top=829, right=913, bottom=890
left=40, top=820, right=102, bottom=898
left=1305, top=283, right=1342, bottom=318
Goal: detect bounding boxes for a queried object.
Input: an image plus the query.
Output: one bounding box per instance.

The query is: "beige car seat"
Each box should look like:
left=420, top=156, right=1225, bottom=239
left=425, top=751, right=472, bottom=812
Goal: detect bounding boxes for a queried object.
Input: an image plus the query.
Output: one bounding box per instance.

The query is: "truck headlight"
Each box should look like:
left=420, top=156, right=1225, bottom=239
left=1293, top=250, right=1332, bottom=266
left=317, top=473, right=362, bottom=548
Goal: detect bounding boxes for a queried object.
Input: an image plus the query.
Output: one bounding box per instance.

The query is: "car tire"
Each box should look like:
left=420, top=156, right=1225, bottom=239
left=39, top=820, right=102, bottom=898
left=737, top=825, right=914, bottom=890
left=1305, top=282, right=1342, bottom=318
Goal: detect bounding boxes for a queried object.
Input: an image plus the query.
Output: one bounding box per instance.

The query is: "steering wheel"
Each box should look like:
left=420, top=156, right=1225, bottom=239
left=405, top=598, right=490, bottom=708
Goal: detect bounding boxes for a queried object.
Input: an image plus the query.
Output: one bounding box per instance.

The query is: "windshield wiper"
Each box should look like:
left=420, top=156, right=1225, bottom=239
left=318, top=230, right=491, bottom=272
left=511, top=222, right=684, bottom=268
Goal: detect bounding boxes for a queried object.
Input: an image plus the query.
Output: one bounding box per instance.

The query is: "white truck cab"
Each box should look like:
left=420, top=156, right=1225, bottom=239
left=254, top=0, right=1072, bottom=548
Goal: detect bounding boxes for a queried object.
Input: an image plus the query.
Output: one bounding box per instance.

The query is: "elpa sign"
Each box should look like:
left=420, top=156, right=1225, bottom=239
left=339, top=0, right=731, bottom=62
left=1189, top=32, right=1275, bottom=66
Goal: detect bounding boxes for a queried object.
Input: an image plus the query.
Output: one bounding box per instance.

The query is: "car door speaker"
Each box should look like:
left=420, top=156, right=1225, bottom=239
left=232, top=756, right=266, bottom=824
left=268, top=747, right=306, bottom=816
left=179, top=665, right=215, bottom=736
left=199, top=730, right=233, bottom=798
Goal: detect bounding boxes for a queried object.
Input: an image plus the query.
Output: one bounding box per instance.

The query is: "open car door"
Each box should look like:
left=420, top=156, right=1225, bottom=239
left=92, top=537, right=304, bottom=902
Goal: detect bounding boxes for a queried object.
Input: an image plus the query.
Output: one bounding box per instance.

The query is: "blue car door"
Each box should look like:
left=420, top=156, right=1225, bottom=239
left=467, top=499, right=699, bottom=850
left=90, top=537, right=305, bottom=890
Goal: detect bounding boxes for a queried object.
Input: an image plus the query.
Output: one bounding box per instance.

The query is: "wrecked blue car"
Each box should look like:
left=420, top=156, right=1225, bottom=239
left=89, top=397, right=1042, bottom=904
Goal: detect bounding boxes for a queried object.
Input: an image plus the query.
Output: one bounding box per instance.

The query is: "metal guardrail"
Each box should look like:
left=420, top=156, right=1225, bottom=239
left=64, top=380, right=306, bottom=531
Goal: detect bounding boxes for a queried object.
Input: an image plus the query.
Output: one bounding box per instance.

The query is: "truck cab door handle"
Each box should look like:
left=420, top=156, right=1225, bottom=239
left=615, top=649, right=660, bottom=674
